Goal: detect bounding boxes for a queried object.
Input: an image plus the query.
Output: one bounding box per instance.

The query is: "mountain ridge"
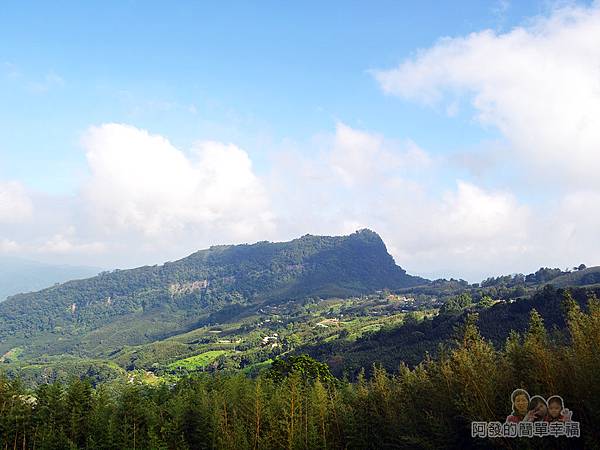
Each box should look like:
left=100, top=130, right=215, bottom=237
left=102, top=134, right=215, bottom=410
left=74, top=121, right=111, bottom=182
left=0, top=229, right=426, bottom=358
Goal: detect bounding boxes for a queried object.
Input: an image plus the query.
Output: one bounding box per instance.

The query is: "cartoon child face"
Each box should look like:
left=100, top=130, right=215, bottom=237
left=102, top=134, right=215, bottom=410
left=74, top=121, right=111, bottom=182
left=528, top=397, right=548, bottom=421
left=514, top=394, right=529, bottom=415
left=548, top=401, right=562, bottom=418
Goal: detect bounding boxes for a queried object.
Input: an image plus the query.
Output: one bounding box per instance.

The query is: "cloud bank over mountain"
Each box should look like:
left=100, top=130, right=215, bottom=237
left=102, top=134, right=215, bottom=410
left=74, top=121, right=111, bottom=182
left=1, top=3, right=600, bottom=281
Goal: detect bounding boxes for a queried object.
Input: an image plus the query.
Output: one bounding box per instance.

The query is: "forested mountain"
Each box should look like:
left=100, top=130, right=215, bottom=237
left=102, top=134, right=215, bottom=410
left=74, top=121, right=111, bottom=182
left=0, top=230, right=426, bottom=358
left=300, top=284, right=598, bottom=376
left=477, top=264, right=600, bottom=289
left=548, top=265, right=600, bottom=287
left=0, top=257, right=101, bottom=302
left=2, top=232, right=600, bottom=447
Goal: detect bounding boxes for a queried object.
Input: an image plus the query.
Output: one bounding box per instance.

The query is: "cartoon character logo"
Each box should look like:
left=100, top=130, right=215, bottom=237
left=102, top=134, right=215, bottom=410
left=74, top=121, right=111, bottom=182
left=506, top=389, right=574, bottom=423
left=526, top=395, right=547, bottom=422
left=472, top=389, right=580, bottom=438
left=506, top=389, right=530, bottom=423
left=546, top=395, right=572, bottom=422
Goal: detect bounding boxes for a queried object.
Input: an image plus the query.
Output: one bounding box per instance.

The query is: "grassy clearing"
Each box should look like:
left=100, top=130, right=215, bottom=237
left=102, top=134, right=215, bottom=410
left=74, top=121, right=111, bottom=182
left=241, top=359, right=273, bottom=375
left=0, top=347, right=23, bottom=362
left=167, top=350, right=228, bottom=370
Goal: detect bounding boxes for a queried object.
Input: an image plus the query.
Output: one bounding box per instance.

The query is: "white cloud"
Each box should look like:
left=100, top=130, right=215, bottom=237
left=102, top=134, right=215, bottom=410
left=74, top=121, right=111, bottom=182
left=364, top=2, right=600, bottom=278
left=373, top=3, right=600, bottom=187
left=0, top=181, right=33, bottom=223
left=36, top=233, right=106, bottom=255
left=0, top=239, right=20, bottom=253
left=0, top=227, right=105, bottom=257
left=267, top=123, right=536, bottom=280
left=266, top=123, right=432, bottom=239
left=82, top=123, right=274, bottom=239
left=329, top=123, right=389, bottom=186
left=0, top=118, right=594, bottom=281
left=361, top=180, right=534, bottom=281
left=438, top=181, right=529, bottom=243
left=329, top=122, right=431, bottom=187
left=547, top=190, right=600, bottom=262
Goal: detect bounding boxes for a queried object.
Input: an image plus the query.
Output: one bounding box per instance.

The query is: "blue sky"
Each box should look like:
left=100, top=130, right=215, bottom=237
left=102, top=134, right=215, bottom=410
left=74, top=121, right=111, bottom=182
left=1, top=1, right=599, bottom=281
left=1, top=1, right=538, bottom=191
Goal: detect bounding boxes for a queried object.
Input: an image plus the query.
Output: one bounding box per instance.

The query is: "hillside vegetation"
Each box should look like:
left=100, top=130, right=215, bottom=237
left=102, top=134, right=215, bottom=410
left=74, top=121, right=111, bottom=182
left=0, top=230, right=425, bottom=359
left=1, top=291, right=598, bottom=448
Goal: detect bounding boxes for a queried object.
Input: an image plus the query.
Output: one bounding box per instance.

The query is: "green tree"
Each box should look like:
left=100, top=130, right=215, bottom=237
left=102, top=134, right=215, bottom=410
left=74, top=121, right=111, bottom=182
left=65, top=378, right=93, bottom=448
left=267, top=355, right=335, bottom=385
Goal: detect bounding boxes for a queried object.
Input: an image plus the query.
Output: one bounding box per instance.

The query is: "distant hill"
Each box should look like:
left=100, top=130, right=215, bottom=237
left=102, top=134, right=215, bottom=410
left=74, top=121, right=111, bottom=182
left=476, top=265, right=600, bottom=291
left=0, top=230, right=427, bottom=358
left=302, top=284, right=598, bottom=378
left=547, top=266, right=600, bottom=287
left=0, top=257, right=102, bottom=302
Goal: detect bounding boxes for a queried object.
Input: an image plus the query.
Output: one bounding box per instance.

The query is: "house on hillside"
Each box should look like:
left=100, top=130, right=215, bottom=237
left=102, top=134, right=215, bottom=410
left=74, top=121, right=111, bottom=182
left=261, top=334, right=279, bottom=348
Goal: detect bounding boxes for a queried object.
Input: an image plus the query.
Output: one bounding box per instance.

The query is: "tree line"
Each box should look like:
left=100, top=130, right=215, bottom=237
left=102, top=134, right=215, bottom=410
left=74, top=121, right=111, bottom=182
left=1, top=291, right=599, bottom=449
